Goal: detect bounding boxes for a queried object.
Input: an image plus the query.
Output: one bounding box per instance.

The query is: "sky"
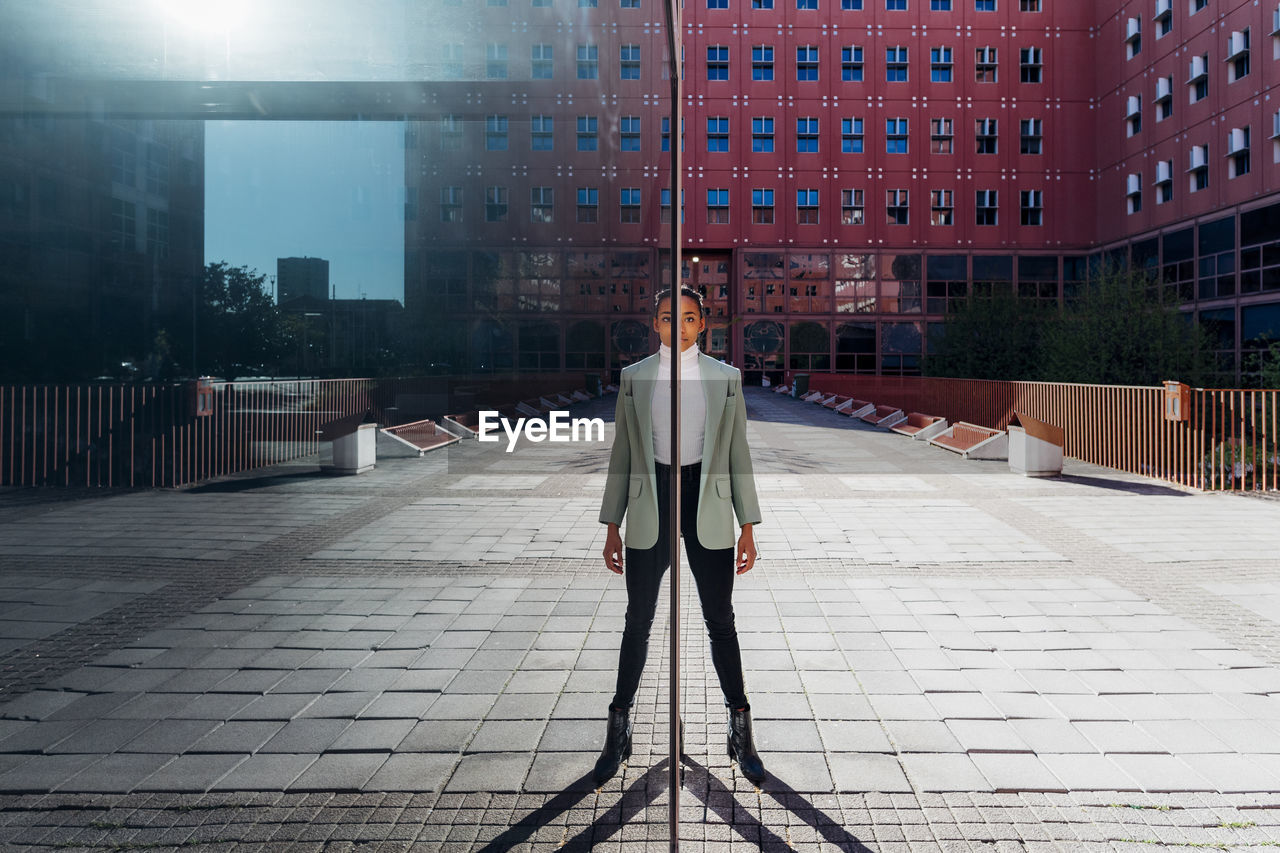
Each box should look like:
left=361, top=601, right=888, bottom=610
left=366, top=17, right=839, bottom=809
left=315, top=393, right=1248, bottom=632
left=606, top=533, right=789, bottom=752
left=204, top=120, right=406, bottom=304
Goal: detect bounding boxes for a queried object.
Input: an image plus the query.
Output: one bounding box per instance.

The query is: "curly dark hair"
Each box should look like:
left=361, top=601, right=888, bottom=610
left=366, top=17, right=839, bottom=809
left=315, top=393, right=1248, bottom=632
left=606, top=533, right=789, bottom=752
left=652, top=285, right=705, bottom=318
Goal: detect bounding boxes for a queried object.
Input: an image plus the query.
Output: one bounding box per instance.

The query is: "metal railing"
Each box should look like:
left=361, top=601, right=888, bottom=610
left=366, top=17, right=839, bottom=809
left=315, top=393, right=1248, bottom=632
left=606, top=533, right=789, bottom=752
left=791, top=374, right=1279, bottom=492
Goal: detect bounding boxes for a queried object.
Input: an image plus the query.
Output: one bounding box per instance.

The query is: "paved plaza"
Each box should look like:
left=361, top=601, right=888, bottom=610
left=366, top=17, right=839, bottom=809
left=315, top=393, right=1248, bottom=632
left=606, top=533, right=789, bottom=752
left=2, top=388, right=1280, bottom=851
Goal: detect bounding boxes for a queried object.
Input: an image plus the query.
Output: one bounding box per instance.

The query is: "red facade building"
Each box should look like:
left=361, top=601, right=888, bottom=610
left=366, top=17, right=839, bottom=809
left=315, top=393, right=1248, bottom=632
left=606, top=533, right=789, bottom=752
left=406, top=0, right=1280, bottom=383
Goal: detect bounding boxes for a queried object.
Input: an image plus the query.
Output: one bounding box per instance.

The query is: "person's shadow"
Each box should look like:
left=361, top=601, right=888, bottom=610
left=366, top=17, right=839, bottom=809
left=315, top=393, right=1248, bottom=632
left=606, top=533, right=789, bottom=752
left=475, top=757, right=874, bottom=852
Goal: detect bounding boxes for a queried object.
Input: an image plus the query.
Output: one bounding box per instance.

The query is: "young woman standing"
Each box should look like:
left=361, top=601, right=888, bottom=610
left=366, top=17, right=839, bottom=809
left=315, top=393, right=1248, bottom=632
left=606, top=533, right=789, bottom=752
left=595, top=285, right=766, bottom=786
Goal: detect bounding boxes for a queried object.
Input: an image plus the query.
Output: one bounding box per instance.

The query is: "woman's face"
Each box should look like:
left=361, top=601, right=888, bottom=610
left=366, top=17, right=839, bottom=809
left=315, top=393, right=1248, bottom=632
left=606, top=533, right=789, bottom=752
left=653, top=294, right=706, bottom=352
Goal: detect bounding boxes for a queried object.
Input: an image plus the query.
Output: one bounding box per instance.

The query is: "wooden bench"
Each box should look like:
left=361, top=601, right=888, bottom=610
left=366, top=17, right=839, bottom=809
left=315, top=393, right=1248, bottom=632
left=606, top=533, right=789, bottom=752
left=841, top=398, right=876, bottom=419
left=860, top=405, right=907, bottom=429
left=891, top=412, right=948, bottom=441
left=929, top=421, right=1009, bottom=459
left=823, top=395, right=852, bottom=410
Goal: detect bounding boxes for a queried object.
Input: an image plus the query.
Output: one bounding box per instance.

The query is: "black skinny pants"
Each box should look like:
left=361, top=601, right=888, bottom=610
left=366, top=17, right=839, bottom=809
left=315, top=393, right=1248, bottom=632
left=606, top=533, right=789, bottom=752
left=611, top=460, right=749, bottom=710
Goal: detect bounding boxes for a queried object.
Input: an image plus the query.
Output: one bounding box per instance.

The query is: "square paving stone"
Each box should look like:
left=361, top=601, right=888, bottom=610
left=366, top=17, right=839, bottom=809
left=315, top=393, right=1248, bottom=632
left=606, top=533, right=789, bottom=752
left=444, top=752, right=534, bottom=792
left=969, top=753, right=1066, bottom=793
left=388, top=670, right=454, bottom=692
left=1038, top=753, right=1139, bottom=791
left=44, top=719, right=154, bottom=754
left=398, top=719, right=479, bottom=752
left=523, top=752, right=597, bottom=792
left=259, top=719, right=351, bottom=753
left=296, top=691, right=379, bottom=719
left=443, top=670, right=511, bottom=694
left=488, top=692, right=558, bottom=720
left=827, top=753, right=912, bottom=793
left=136, top=753, right=246, bottom=792
left=210, top=753, right=316, bottom=790
left=365, top=753, right=459, bottom=792
left=1107, top=754, right=1213, bottom=792
left=807, top=693, right=876, bottom=721
left=1073, top=721, right=1166, bottom=754
left=758, top=751, right=833, bottom=793
left=58, top=753, right=173, bottom=793
left=422, top=694, right=497, bottom=721
left=187, top=720, right=286, bottom=754
left=117, top=719, right=218, bottom=753
left=946, top=720, right=1031, bottom=753
left=1134, top=720, right=1231, bottom=754
left=328, top=719, right=416, bottom=752
left=1180, top=753, right=1280, bottom=793
left=899, top=754, right=991, bottom=792
left=752, top=694, right=812, bottom=720
left=0, top=754, right=100, bottom=792
left=288, top=752, right=388, bottom=791
left=551, top=692, right=612, bottom=721
left=816, top=720, right=893, bottom=752
left=359, top=692, right=436, bottom=720
left=470, top=720, right=550, bottom=752
left=231, top=693, right=316, bottom=720
left=754, top=719, right=822, bottom=752
left=535, top=719, right=597, bottom=753
left=1007, top=719, right=1097, bottom=754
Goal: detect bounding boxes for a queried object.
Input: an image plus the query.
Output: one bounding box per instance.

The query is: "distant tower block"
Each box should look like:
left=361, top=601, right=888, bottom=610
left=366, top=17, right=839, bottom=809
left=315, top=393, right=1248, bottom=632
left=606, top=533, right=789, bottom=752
left=277, top=257, right=330, bottom=304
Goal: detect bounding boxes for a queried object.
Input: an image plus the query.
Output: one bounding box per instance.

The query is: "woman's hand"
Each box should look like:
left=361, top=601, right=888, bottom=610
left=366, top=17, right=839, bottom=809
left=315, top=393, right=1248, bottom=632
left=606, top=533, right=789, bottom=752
left=603, top=523, right=624, bottom=574
left=736, top=523, right=757, bottom=575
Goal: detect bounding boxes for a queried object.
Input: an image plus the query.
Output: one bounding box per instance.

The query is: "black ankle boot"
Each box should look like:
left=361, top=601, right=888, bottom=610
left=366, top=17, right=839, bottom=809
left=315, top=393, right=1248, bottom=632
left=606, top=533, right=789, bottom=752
left=727, top=704, right=766, bottom=784
left=593, top=704, right=632, bottom=785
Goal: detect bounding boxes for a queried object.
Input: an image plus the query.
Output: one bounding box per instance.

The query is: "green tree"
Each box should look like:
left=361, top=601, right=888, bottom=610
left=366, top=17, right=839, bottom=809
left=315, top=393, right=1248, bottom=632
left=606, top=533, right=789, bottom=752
left=1244, top=335, right=1280, bottom=389
left=189, top=262, right=288, bottom=380
left=924, top=287, right=1055, bottom=381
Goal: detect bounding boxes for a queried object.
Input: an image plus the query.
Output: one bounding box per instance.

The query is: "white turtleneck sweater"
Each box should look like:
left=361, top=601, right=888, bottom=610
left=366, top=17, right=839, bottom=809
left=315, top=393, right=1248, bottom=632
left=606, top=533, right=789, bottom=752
left=651, top=342, right=706, bottom=465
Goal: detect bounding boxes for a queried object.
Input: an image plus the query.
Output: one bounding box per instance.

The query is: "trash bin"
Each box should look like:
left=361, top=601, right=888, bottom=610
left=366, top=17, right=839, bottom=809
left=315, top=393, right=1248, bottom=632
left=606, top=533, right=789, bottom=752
left=1008, top=411, right=1063, bottom=477
left=330, top=422, right=378, bottom=475
left=586, top=373, right=603, bottom=397
left=792, top=373, right=810, bottom=398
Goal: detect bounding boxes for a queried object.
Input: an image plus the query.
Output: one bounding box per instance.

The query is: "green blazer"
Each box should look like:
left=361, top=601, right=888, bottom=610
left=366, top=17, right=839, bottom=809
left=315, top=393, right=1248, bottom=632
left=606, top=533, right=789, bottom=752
left=599, top=351, right=763, bottom=550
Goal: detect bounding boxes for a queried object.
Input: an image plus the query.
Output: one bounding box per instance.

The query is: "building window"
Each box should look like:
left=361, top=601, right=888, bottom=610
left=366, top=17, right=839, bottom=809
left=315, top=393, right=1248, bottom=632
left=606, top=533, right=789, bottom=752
left=1155, top=75, right=1174, bottom=121
left=930, top=189, right=953, bottom=225
left=486, top=43, right=508, bottom=78
left=842, top=0, right=862, bottom=7
left=707, top=116, right=730, bottom=152
left=708, top=0, right=728, bottom=7
left=485, top=186, right=508, bottom=222
left=440, top=115, right=463, bottom=151
left=975, top=0, right=995, bottom=9
left=976, top=189, right=998, bottom=225
left=931, top=0, right=952, bottom=8
left=577, top=115, right=598, bottom=151
left=707, top=188, right=730, bottom=223
left=1189, top=144, right=1209, bottom=192
left=621, top=0, right=639, bottom=7
left=620, top=115, right=641, bottom=151
left=886, top=46, right=908, bottom=81
left=842, top=46, right=864, bottom=81
left=930, top=47, right=953, bottom=82
left=620, top=43, right=641, bottom=79
left=1126, top=95, right=1142, bottom=137
left=145, top=144, right=169, bottom=195
left=753, top=0, right=773, bottom=8
left=887, top=188, right=909, bottom=224
left=1155, top=0, right=1172, bottom=37
left=1190, top=0, right=1206, bottom=12
left=886, top=0, right=906, bottom=8
left=797, top=0, right=817, bottom=8
left=1228, top=127, right=1250, bottom=178
left=707, top=45, right=729, bottom=80
left=1154, top=161, right=1173, bottom=205
left=1020, top=190, right=1042, bottom=225
left=661, top=116, right=683, bottom=152
left=579, top=0, right=595, bottom=6
left=1188, top=53, right=1208, bottom=102
left=797, top=117, right=819, bottom=152
left=660, top=188, right=685, bottom=223
left=485, top=114, right=509, bottom=150
left=1020, top=0, right=1040, bottom=9
left=886, top=117, right=909, bottom=153
left=797, top=189, right=820, bottom=224
left=146, top=208, right=168, bottom=258
left=931, top=117, right=954, bottom=153
left=842, top=117, right=864, bottom=153
left=797, top=45, right=819, bottom=80
left=577, top=187, right=599, bottom=223
left=531, top=115, right=554, bottom=150
left=577, top=44, right=599, bottom=79
left=976, top=118, right=998, bottom=154
left=752, top=45, right=774, bottom=80
left=752, top=116, right=775, bottom=152
left=752, top=188, right=775, bottom=224
left=841, top=189, right=864, bottom=224
left=531, top=186, right=554, bottom=222
left=440, top=186, right=462, bottom=222
left=620, top=187, right=641, bottom=223
left=1125, top=17, right=1142, bottom=59
left=1020, top=47, right=1042, bottom=83
left=1125, top=174, right=1141, bottom=214
left=532, top=44, right=554, bottom=78
left=442, top=43, right=463, bottom=79
left=1227, top=29, right=1250, bottom=82
left=975, top=46, right=998, bottom=82
left=1020, top=118, right=1042, bottom=154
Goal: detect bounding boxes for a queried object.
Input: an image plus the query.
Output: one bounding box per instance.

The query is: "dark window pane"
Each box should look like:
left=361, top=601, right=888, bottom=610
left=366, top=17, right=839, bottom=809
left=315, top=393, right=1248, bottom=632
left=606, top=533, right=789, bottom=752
left=972, top=255, right=1013, bottom=280
left=1198, top=216, right=1235, bottom=255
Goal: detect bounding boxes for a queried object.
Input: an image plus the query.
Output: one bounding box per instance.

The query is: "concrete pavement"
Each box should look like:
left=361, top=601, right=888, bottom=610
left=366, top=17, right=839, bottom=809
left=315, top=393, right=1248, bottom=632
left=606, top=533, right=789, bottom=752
left=1, top=387, right=1280, bottom=850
